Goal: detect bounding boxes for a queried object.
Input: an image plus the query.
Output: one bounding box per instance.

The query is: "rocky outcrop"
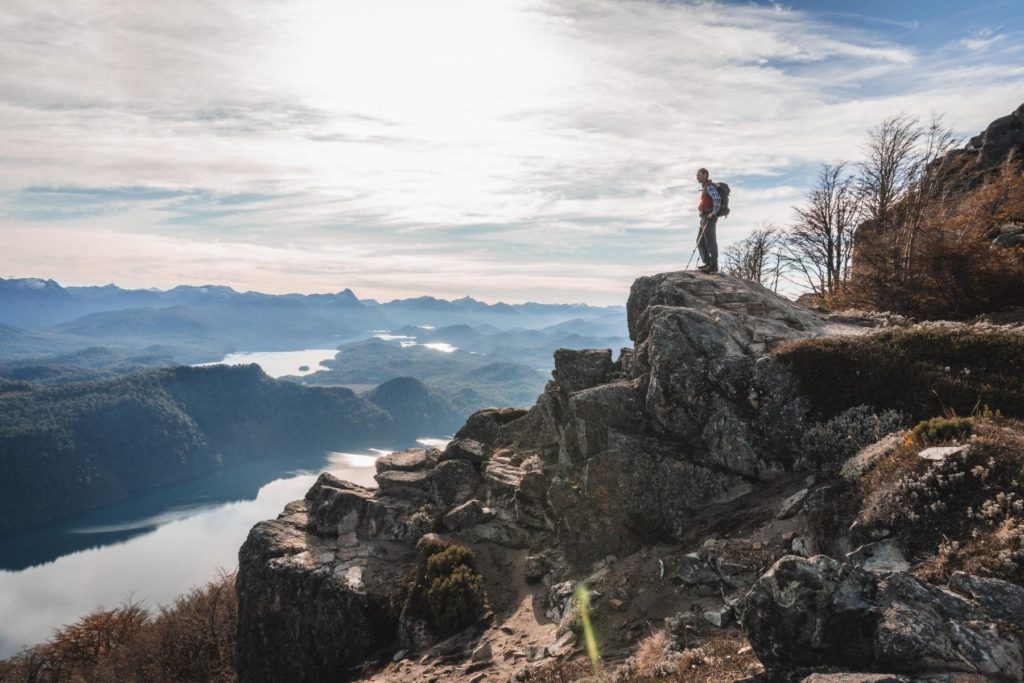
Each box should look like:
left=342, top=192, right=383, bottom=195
left=235, top=487, right=409, bottom=682
left=745, top=555, right=1024, bottom=681
left=233, top=272, right=866, bottom=681
left=236, top=441, right=549, bottom=680
left=930, top=101, right=1024, bottom=194
left=962, top=102, right=1024, bottom=170
left=481, top=273, right=830, bottom=564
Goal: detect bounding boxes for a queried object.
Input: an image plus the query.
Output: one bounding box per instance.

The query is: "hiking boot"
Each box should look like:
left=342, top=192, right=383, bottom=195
left=697, top=264, right=711, bottom=273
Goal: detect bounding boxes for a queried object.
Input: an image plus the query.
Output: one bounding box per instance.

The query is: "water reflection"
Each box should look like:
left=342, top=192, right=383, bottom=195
left=0, top=458, right=330, bottom=571
left=0, top=443, right=445, bottom=658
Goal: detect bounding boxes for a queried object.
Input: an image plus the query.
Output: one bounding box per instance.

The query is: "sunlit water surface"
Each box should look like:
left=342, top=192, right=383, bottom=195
left=194, top=348, right=340, bottom=377
left=0, top=437, right=448, bottom=658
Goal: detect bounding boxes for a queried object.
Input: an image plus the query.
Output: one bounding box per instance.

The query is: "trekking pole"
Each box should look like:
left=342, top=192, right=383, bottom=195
left=685, top=217, right=709, bottom=271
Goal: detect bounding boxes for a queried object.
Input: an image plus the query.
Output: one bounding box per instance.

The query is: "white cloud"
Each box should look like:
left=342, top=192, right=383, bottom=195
left=960, top=28, right=1005, bottom=51
left=0, top=0, right=1021, bottom=303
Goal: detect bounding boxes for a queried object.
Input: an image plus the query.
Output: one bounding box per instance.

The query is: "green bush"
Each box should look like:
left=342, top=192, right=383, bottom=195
left=398, top=542, right=486, bottom=638
left=775, top=327, right=1024, bottom=422
left=426, top=564, right=485, bottom=635
left=911, top=416, right=973, bottom=445
left=800, top=405, right=904, bottom=474
left=425, top=544, right=476, bottom=577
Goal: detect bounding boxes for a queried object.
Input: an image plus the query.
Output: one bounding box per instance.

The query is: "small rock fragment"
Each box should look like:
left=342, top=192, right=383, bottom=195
left=918, top=445, right=969, bottom=463
left=526, top=644, right=547, bottom=662
left=791, top=536, right=815, bottom=557
left=471, top=642, right=492, bottom=663
left=704, top=606, right=733, bottom=628
left=777, top=488, right=810, bottom=519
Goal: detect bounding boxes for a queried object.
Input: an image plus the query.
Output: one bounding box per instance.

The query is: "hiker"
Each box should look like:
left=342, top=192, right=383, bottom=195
left=695, top=168, right=720, bottom=273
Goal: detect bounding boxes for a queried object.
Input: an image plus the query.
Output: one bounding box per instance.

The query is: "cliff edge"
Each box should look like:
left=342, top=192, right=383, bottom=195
left=236, top=271, right=1024, bottom=682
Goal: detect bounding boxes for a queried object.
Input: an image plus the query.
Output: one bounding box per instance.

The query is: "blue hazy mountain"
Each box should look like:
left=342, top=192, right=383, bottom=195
left=0, top=278, right=81, bottom=328
left=0, top=278, right=624, bottom=366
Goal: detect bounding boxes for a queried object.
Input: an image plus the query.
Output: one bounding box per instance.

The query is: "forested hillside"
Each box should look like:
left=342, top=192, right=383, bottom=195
left=0, top=364, right=397, bottom=535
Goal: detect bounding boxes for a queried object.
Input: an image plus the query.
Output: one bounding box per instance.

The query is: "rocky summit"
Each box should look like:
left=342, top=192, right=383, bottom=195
left=235, top=271, right=1024, bottom=682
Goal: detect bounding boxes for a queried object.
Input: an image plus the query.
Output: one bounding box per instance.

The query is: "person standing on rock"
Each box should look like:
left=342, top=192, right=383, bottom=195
left=695, top=168, right=720, bottom=273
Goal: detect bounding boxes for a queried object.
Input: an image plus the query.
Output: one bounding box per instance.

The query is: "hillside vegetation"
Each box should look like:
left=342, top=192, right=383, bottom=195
left=775, top=323, right=1024, bottom=422
left=0, top=364, right=395, bottom=534
left=0, top=573, right=237, bottom=683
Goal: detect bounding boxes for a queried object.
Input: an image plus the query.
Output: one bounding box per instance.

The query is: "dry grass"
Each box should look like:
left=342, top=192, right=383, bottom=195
left=850, top=418, right=1024, bottom=585
left=856, top=436, right=920, bottom=525
left=633, top=631, right=670, bottom=677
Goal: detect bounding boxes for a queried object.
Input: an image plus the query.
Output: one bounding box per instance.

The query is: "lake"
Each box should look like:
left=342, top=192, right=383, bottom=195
left=0, top=438, right=447, bottom=658
left=195, top=348, right=340, bottom=378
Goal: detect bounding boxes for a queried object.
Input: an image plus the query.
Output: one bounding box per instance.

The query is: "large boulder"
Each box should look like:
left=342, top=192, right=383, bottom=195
left=745, top=555, right=1024, bottom=680
left=547, top=432, right=755, bottom=564
left=454, top=407, right=528, bottom=445
left=235, top=495, right=410, bottom=683
left=627, top=271, right=827, bottom=347
left=552, top=348, right=615, bottom=393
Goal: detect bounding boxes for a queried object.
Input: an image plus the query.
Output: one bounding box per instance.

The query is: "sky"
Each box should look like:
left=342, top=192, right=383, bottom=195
left=1, top=0, right=1022, bottom=305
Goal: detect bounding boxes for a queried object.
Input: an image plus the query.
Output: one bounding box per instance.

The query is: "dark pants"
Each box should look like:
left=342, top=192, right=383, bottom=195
left=698, top=213, right=718, bottom=269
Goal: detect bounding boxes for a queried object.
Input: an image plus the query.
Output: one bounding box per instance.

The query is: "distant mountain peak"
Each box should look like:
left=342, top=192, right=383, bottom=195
left=3, top=277, right=63, bottom=291
left=336, top=288, right=359, bottom=301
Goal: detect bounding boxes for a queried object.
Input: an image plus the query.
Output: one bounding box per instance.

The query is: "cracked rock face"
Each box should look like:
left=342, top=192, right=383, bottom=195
left=235, top=492, right=411, bottom=683
left=486, top=273, right=824, bottom=564
left=233, top=272, right=862, bottom=680
left=236, top=446, right=547, bottom=681
left=744, top=555, right=1024, bottom=680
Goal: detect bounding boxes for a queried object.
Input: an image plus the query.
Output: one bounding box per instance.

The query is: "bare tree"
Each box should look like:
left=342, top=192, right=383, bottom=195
left=723, top=225, right=784, bottom=291
left=858, top=115, right=921, bottom=234
left=784, top=163, right=860, bottom=297
left=851, top=114, right=959, bottom=308
left=898, top=116, right=959, bottom=274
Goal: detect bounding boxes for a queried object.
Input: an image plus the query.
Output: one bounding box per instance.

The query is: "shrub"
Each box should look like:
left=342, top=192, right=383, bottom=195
left=397, top=541, right=486, bottom=638
left=800, top=405, right=904, bottom=474
left=837, top=164, right=1024, bottom=319
left=910, top=416, right=972, bottom=444
left=425, top=564, right=485, bottom=636
left=775, top=327, right=1024, bottom=422
left=949, top=519, right=1024, bottom=584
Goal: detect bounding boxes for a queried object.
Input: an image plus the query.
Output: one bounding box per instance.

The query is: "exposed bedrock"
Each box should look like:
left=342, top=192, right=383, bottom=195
left=486, top=273, right=827, bottom=563
left=234, top=272, right=844, bottom=680
left=745, top=555, right=1024, bottom=681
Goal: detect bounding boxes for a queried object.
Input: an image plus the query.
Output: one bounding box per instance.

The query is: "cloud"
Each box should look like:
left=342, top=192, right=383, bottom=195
left=0, top=0, right=1021, bottom=303
left=960, top=29, right=1005, bottom=51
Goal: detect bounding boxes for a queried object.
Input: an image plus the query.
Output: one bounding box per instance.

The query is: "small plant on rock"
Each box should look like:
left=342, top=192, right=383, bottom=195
left=910, top=416, right=972, bottom=444
left=800, top=404, right=904, bottom=474
left=398, top=541, right=486, bottom=638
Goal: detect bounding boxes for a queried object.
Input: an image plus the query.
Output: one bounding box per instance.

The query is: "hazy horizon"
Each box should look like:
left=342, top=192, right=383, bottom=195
left=0, top=273, right=625, bottom=307
left=2, top=0, right=1022, bottom=305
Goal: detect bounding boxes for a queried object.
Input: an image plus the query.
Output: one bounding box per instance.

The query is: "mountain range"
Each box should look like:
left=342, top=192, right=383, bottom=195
left=0, top=278, right=626, bottom=364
